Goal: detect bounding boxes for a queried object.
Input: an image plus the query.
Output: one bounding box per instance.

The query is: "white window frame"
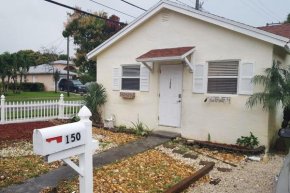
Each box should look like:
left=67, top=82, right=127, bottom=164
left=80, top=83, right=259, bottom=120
left=205, top=60, right=240, bottom=96
left=121, top=64, right=141, bottom=91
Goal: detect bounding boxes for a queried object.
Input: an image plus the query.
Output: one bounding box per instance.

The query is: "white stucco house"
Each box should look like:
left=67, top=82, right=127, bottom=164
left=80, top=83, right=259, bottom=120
left=87, top=0, right=290, bottom=149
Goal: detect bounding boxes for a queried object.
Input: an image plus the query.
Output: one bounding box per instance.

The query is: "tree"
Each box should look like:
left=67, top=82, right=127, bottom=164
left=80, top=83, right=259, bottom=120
left=58, top=54, right=69, bottom=60
left=63, top=9, right=123, bottom=78
left=246, top=61, right=290, bottom=128
left=0, top=54, right=9, bottom=93
left=17, top=50, right=36, bottom=89
left=284, top=13, right=290, bottom=24
left=53, top=69, right=61, bottom=93
left=83, top=83, right=107, bottom=124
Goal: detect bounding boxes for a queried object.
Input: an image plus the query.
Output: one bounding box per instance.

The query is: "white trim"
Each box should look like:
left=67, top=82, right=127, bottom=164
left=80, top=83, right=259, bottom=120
left=87, top=0, right=289, bottom=60
left=137, top=56, right=183, bottom=62
left=121, top=65, right=141, bottom=91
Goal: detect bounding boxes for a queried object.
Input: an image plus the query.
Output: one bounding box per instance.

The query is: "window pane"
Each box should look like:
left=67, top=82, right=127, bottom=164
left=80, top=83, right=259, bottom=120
left=122, top=66, right=140, bottom=77
left=207, top=78, right=238, bottom=94
left=208, top=61, right=239, bottom=76
left=122, top=78, right=140, bottom=90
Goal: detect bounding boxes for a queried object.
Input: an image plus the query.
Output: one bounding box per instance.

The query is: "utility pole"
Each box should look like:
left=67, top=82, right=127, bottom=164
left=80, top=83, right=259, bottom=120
left=195, top=0, right=199, bottom=10
left=67, top=36, right=70, bottom=97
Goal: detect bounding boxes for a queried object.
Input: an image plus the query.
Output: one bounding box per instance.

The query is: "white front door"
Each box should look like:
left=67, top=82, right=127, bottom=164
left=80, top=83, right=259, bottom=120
left=159, top=64, right=183, bottom=127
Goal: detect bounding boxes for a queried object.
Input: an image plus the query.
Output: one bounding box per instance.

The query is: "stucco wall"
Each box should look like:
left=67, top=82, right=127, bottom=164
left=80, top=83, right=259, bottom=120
left=96, top=9, right=276, bottom=147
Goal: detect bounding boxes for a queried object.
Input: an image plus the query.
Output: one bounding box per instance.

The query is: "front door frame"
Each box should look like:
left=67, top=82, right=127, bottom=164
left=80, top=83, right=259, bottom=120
left=158, top=64, right=183, bottom=128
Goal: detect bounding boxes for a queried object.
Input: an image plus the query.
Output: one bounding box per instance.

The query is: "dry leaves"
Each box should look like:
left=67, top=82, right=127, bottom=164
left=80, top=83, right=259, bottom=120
left=41, top=149, right=197, bottom=193
left=92, top=127, right=141, bottom=145
left=194, top=148, right=245, bottom=164
left=0, top=156, right=61, bottom=189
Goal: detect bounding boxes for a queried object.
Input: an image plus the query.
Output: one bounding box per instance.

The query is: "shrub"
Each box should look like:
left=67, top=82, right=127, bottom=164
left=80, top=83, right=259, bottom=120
left=130, top=118, right=151, bottom=136
left=83, top=83, right=107, bottom=124
left=22, top=82, right=44, bottom=91
left=118, top=125, right=127, bottom=132
left=236, top=132, right=259, bottom=149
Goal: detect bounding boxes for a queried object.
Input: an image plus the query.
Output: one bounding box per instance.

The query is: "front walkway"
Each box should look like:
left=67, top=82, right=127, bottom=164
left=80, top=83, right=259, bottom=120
left=0, top=135, right=172, bottom=193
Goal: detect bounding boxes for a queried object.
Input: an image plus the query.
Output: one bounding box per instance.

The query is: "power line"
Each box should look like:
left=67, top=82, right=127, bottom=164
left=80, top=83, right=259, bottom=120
left=89, top=0, right=136, bottom=18
left=257, top=0, right=284, bottom=21
left=247, top=0, right=280, bottom=22
left=44, top=36, right=63, bottom=48
left=120, top=0, right=147, bottom=11
left=175, top=0, right=189, bottom=6
left=44, top=0, right=127, bottom=25
left=55, top=38, right=65, bottom=51
left=238, top=0, right=273, bottom=22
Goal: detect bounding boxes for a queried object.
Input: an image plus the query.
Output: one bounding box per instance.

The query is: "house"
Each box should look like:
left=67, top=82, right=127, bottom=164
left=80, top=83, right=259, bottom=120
left=22, top=60, right=77, bottom=91
left=87, top=0, right=290, bottom=149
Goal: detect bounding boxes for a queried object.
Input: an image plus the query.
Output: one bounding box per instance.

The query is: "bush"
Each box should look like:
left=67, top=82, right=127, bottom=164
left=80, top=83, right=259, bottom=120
left=236, top=132, right=259, bottom=149
left=22, top=82, right=44, bottom=91
left=130, top=118, right=151, bottom=136
left=83, top=83, right=107, bottom=124
left=79, top=74, right=96, bottom=84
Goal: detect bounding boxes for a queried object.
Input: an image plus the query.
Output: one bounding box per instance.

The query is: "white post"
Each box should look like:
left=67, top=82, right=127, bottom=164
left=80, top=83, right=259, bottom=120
left=58, top=94, right=64, bottom=119
left=1, top=95, right=5, bottom=124
left=78, top=106, right=93, bottom=193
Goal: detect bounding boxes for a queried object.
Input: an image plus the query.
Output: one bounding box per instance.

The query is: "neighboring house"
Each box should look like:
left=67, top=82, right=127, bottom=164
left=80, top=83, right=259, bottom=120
left=51, top=60, right=78, bottom=72
left=22, top=60, right=77, bottom=91
left=87, top=0, right=290, bottom=149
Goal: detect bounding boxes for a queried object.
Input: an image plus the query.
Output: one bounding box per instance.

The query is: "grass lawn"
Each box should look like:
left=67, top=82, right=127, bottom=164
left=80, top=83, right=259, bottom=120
left=3, top=91, right=83, bottom=102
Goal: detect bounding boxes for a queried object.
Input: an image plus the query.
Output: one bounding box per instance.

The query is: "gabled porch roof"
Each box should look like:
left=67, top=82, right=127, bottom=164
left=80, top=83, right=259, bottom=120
left=136, top=46, right=195, bottom=62
left=136, top=46, right=195, bottom=72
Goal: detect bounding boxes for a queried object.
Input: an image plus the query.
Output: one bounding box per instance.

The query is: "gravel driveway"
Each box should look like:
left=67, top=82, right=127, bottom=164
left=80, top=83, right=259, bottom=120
left=188, top=154, right=283, bottom=193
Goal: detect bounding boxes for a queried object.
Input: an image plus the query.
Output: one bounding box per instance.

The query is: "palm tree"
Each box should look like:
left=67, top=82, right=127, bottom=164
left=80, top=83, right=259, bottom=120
left=246, top=61, right=290, bottom=128
left=83, top=83, right=107, bottom=124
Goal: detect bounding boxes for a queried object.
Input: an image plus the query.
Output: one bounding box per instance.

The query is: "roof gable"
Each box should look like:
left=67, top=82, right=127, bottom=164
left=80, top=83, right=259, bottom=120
left=87, top=0, right=289, bottom=60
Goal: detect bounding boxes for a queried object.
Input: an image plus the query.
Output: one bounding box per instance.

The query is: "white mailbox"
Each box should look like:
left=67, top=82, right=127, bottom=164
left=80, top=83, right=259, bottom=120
left=33, top=106, right=98, bottom=193
left=33, top=122, right=87, bottom=156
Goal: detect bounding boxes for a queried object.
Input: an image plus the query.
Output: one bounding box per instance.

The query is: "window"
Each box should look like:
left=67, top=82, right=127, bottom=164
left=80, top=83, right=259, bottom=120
left=207, top=61, right=239, bottom=94
left=121, top=65, right=140, bottom=90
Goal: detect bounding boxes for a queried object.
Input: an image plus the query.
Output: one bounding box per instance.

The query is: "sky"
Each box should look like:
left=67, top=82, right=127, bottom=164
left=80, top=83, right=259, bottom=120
left=0, top=0, right=289, bottom=58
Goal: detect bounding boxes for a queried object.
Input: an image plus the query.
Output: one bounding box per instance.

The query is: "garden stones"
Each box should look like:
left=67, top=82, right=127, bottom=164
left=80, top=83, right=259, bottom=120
left=183, top=153, right=198, bottom=160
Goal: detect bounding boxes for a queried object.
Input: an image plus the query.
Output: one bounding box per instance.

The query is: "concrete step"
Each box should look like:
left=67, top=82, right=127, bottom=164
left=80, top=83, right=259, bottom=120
left=151, top=130, right=181, bottom=139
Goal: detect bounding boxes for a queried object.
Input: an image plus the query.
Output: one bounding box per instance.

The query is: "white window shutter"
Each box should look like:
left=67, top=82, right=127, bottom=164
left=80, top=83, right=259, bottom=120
left=239, top=62, right=254, bottom=95
left=112, top=67, right=120, bottom=91
left=193, top=64, right=205, bottom=93
left=140, top=64, right=150, bottom=92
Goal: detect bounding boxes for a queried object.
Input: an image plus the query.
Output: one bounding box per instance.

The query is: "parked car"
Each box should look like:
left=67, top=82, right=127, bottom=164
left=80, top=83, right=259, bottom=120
left=58, top=79, right=87, bottom=93
left=84, top=82, right=95, bottom=89
left=272, top=128, right=290, bottom=193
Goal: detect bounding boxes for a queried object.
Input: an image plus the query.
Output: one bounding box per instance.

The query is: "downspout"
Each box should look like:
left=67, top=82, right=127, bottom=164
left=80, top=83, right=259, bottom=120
left=284, top=40, right=290, bottom=54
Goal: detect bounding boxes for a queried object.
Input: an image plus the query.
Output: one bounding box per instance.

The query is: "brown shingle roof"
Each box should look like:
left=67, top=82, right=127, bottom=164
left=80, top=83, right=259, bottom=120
left=257, top=23, right=290, bottom=39
left=136, top=47, right=195, bottom=59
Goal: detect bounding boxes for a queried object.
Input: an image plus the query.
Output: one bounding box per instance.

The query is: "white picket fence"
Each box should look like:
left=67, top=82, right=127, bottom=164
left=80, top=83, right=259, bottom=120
left=0, top=94, right=84, bottom=124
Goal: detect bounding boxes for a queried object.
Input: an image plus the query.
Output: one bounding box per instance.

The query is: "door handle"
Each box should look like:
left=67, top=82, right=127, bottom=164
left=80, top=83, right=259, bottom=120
left=177, top=100, right=181, bottom=103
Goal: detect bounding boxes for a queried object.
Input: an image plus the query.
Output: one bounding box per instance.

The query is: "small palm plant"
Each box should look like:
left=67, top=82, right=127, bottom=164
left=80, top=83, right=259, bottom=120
left=83, top=83, right=107, bottom=124
left=246, top=61, right=290, bottom=128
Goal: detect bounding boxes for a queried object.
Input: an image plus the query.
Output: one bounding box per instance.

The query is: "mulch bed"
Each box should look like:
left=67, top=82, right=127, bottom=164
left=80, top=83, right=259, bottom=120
left=0, top=122, right=54, bottom=144
left=192, top=140, right=265, bottom=155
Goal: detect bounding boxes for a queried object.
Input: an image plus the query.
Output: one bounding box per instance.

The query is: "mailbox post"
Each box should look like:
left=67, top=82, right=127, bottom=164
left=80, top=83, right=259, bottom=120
left=33, top=106, right=98, bottom=193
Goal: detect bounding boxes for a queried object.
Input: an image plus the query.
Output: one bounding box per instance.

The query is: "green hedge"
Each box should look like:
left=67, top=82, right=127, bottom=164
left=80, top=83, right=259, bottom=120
left=22, top=82, right=44, bottom=91
left=0, top=82, right=44, bottom=92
